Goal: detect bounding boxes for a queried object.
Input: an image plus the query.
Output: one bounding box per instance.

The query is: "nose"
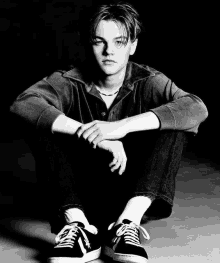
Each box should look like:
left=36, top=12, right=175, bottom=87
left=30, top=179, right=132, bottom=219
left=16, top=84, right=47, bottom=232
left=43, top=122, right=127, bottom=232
left=104, top=43, right=115, bottom=55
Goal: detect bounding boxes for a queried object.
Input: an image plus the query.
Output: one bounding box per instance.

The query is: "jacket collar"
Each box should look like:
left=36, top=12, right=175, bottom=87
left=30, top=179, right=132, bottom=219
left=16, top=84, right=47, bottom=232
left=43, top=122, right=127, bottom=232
left=63, top=61, right=155, bottom=92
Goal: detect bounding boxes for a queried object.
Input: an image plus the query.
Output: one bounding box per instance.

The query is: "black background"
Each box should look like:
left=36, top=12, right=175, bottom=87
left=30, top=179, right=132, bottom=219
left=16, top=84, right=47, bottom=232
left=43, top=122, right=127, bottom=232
left=0, top=0, right=218, bottom=163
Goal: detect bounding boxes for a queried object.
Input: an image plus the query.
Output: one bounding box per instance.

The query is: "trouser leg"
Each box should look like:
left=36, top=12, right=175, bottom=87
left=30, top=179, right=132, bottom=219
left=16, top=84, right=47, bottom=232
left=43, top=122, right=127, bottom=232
left=102, top=130, right=188, bottom=225
left=35, top=133, right=113, bottom=233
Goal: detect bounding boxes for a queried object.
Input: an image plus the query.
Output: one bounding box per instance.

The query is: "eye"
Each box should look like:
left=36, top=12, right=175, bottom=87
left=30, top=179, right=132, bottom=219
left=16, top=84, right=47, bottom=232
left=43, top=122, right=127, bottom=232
left=115, top=40, right=127, bottom=47
left=92, top=39, right=104, bottom=46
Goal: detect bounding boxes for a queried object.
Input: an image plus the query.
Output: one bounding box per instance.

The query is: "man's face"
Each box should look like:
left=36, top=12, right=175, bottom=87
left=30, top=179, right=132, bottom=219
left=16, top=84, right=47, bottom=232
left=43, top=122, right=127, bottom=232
left=91, top=20, right=137, bottom=76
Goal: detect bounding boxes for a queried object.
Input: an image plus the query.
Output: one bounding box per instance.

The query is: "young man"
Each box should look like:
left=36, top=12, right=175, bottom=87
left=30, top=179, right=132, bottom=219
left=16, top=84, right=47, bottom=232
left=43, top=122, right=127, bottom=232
left=10, top=2, right=208, bottom=263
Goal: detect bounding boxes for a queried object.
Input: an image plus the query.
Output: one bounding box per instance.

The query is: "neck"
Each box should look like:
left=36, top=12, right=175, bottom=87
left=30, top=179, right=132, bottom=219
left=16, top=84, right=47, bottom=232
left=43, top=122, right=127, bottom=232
left=95, top=65, right=127, bottom=92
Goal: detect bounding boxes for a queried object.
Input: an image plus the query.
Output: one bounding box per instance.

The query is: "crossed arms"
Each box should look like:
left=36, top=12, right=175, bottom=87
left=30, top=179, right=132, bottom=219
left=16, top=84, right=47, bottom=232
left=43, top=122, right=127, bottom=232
left=52, top=112, right=160, bottom=174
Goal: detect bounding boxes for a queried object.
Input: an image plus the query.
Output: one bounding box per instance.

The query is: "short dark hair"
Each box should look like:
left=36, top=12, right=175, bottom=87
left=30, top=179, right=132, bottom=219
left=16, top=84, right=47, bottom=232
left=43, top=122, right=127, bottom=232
left=79, top=2, right=142, bottom=45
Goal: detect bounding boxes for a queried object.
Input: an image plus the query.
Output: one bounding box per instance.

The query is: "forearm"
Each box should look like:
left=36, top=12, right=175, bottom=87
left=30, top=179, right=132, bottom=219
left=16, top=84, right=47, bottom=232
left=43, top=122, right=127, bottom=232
left=52, top=114, right=82, bottom=134
left=122, top=111, right=160, bottom=134
left=52, top=116, right=117, bottom=151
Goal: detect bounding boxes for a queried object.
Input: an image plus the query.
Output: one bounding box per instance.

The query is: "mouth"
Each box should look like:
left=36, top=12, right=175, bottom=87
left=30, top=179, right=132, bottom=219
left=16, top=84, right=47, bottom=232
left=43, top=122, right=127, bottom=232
left=102, top=59, right=116, bottom=64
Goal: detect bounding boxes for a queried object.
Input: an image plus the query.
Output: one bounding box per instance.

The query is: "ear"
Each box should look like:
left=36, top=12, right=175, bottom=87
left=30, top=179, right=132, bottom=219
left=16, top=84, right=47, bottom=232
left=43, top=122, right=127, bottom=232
left=129, top=39, right=138, bottom=55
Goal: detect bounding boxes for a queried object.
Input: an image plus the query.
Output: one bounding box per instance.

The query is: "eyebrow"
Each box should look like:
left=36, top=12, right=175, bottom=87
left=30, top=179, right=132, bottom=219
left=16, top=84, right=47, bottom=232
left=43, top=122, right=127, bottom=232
left=94, top=36, right=128, bottom=41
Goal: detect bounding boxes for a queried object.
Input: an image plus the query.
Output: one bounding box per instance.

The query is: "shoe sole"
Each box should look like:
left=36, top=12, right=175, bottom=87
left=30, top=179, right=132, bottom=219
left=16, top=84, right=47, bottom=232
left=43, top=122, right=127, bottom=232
left=48, top=247, right=101, bottom=263
left=103, top=246, right=148, bottom=263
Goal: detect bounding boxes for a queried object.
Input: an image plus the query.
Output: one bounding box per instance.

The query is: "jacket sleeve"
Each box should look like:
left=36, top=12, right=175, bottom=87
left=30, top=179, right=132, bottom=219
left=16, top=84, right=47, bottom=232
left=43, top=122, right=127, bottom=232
left=10, top=72, right=71, bottom=132
left=149, top=73, right=208, bottom=133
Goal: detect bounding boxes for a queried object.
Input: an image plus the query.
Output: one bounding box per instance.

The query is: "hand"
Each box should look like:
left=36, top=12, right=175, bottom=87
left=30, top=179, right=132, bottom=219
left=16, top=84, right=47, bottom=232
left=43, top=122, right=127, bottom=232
left=76, top=120, right=127, bottom=148
left=97, top=140, right=127, bottom=175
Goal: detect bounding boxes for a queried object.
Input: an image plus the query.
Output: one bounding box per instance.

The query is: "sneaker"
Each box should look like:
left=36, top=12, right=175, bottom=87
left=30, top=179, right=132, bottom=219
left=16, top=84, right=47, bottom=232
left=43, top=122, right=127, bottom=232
left=48, top=221, right=101, bottom=263
left=103, top=219, right=150, bottom=263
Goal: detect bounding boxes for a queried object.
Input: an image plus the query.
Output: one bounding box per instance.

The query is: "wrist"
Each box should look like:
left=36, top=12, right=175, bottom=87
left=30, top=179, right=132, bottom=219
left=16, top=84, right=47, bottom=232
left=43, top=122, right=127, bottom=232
left=52, top=115, right=82, bottom=135
left=122, top=112, right=160, bottom=133
left=97, top=139, right=110, bottom=149
left=98, top=140, right=120, bottom=148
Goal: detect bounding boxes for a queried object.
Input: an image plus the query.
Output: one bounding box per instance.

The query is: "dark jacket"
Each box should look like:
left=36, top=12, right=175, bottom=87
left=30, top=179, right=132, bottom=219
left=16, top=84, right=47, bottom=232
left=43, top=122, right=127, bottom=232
left=10, top=61, right=208, bottom=134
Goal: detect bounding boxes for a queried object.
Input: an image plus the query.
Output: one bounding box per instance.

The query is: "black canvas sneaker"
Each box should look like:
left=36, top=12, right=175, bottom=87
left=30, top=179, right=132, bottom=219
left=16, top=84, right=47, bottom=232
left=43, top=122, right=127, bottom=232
left=103, top=219, right=150, bottom=263
left=48, top=222, right=101, bottom=263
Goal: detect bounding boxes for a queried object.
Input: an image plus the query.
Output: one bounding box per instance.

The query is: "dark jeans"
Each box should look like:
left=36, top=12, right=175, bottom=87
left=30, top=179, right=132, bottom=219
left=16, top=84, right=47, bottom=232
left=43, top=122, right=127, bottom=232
left=33, top=130, right=188, bottom=234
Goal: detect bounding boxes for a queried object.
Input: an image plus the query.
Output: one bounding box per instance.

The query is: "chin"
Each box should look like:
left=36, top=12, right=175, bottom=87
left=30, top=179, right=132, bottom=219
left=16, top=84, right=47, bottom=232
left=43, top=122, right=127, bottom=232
left=100, top=65, right=122, bottom=76
left=103, top=69, right=118, bottom=75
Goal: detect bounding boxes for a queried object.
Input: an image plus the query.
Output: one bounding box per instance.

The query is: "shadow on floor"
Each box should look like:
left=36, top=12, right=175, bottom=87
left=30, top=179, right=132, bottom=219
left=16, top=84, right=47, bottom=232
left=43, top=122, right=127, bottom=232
left=0, top=214, right=52, bottom=263
left=0, top=210, right=113, bottom=263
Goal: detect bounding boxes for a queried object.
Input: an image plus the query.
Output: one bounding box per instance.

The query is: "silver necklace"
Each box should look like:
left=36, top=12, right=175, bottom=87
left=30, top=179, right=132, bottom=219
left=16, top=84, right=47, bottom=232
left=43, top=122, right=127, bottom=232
left=95, top=85, right=121, bottom=96
left=97, top=89, right=120, bottom=96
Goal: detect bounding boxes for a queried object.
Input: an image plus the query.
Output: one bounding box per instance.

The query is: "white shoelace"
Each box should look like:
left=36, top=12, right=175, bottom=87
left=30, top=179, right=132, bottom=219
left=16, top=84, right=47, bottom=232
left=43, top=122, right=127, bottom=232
left=54, top=223, right=91, bottom=249
left=114, top=222, right=150, bottom=247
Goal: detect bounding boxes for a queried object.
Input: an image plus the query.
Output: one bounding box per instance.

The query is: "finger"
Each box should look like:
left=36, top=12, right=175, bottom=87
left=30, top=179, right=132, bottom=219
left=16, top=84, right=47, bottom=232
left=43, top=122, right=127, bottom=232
left=109, top=156, right=118, bottom=167
left=77, top=121, right=97, bottom=138
left=92, top=135, right=103, bottom=149
left=111, top=157, right=121, bottom=172
left=119, top=156, right=127, bottom=175
left=79, top=125, right=97, bottom=139
left=87, top=131, right=100, bottom=144
left=111, top=161, right=121, bottom=172
left=92, top=134, right=103, bottom=148
left=82, top=126, right=98, bottom=141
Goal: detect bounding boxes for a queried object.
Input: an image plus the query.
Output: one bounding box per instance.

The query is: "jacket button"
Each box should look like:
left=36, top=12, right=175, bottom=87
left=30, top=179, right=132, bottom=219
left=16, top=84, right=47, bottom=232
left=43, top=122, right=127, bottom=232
left=101, top=112, right=106, bottom=117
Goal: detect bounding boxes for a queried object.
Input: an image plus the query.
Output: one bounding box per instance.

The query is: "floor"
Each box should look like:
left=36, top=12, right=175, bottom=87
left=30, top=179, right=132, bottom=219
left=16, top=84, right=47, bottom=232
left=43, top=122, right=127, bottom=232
left=0, top=139, right=219, bottom=262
